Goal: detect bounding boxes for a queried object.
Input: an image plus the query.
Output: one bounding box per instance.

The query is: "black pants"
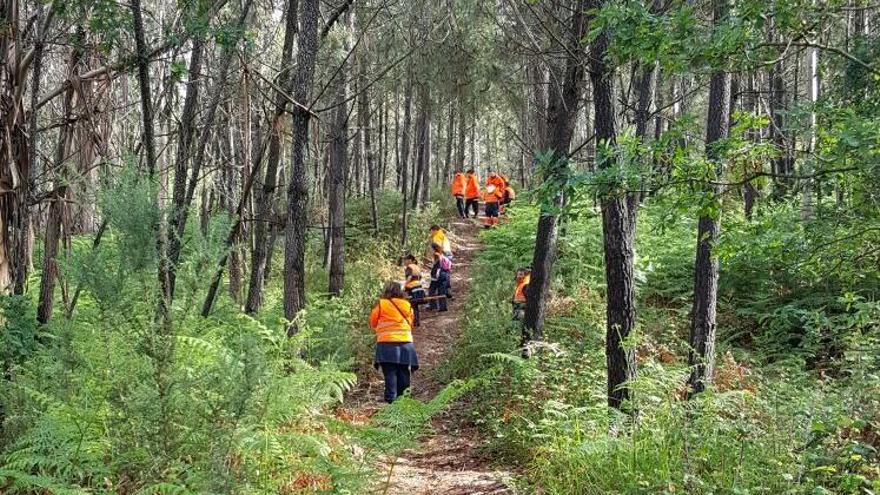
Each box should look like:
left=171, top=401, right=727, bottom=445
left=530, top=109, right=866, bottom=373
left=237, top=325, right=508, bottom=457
left=485, top=201, right=500, bottom=217
left=465, top=198, right=479, bottom=217
left=428, top=272, right=449, bottom=311
left=406, top=287, right=426, bottom=326
left=380, top=362, right=411, bottom=403
left=455, top=195, right=466, bottom=218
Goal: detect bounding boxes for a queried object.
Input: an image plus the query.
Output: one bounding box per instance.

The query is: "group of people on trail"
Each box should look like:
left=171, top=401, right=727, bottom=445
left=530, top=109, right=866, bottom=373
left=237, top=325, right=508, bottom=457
left=369, top=225, right=454, bottom=403
left=367, top=192, right=533, bottom=403
left=450, top=168, right=516, bottom=227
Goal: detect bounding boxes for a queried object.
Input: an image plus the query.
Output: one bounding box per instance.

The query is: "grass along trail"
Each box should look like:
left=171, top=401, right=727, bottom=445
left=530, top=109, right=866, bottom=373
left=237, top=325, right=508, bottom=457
left=340, top=217, right=515, bottom=494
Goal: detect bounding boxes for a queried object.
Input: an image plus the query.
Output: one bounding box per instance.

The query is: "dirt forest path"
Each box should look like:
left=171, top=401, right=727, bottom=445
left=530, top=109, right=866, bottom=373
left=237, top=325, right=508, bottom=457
left=341, top=217, right=516, bottom=494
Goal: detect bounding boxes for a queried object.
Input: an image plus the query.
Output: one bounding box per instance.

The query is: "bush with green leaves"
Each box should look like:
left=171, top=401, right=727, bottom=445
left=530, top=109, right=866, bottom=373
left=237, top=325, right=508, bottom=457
left=0, top=170, right=457, bottom=493
left=443, top=194, right=880, bottom=494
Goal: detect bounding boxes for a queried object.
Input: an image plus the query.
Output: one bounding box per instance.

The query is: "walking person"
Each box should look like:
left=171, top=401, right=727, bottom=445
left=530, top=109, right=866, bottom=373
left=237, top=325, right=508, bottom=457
left=464, top=169, right=480, bottom=218
left=482, top=183, right=504, bottom=228
left=401, top=254, right=425, bottom=327
left=451, top=169, right=467, bottom=218
left=370, top=281, right=419, bottom=403
left=429, top=225, right=453, bottom=259
left=427, top=244, right=451, bottom=312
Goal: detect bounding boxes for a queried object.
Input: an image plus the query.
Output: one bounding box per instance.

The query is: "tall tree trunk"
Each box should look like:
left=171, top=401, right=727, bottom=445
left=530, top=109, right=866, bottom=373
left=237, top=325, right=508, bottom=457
left=411, top=87, right=428, bottom=209
left=0, top=0, right=35, bottom=295
left=166, top=36, right=205, bottom=294
left=444, top=104, right=455, bottom=182
left=395, top=87, right=401, bottom=191
left=531, top=61, right=549, bottom=153
left=328, top=20, right=351, bottom=297
left=801, top=35, right=819, bottom=220
left=37, top=44, right=79, bottom=325
left=743, top=71, right=758, bottom=219
left=358, top=50, right=379, bottom=234
left=168, top=0, right=253, bottom=298
left=768, top=15, right=792, bottom=196
left=456, top=97, right=467, bottom=170
left=129, top=0, right=168, bottom=315
left=399, top=74, right=413, bottom=247
left=245, top=0, right=298, bottom=314
left=586, top=0, right=638, bottom=410
left=688, top=0, right=732, bottom=397
left=284, top=0, right=319, bottom=328
left=11, top=2, right=50, bottom=295
left=523, top=0, right=588, bottom=350
left=417, top=89, right=432, bottom=207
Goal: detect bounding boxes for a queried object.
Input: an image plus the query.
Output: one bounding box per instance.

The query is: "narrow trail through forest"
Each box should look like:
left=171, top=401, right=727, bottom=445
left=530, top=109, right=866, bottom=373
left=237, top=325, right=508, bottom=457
left=341, top=217, right=515, bottom=494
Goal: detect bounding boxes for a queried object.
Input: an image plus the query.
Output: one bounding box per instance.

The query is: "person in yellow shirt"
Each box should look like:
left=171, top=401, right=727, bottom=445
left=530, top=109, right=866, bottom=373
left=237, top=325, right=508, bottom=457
left=369, top=281, right=419, bottom=403
left=428, top=225, right=453, bottom=259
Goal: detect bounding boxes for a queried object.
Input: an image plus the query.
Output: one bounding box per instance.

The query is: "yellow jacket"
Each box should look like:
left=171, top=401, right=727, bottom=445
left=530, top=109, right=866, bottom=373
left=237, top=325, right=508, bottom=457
left=369, top=298, right=415, bottom=343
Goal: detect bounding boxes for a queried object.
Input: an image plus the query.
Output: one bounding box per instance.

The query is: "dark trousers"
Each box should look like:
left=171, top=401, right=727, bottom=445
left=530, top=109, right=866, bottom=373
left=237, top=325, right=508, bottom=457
left=406, top=287, right=425, bottom=326
left=455, top=195, right=466, bottom=218
left=428, top=273, right=449, bottom=311
left=380, top=362, right=411, bottom=403
left=465, top=198, right=479, bottom=217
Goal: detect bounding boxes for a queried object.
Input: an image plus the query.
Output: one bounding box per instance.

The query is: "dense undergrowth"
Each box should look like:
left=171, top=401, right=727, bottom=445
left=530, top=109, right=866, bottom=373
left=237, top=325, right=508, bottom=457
left=0, top=176, right=459, bottom=494
left=443, top=198, right=880, bottom=494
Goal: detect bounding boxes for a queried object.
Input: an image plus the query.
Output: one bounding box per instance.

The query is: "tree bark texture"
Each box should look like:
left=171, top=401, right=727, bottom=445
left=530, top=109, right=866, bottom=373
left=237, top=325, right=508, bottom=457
left=688, top=0, right=732, bottom=397
left=283, top=0, right=320, bottom=326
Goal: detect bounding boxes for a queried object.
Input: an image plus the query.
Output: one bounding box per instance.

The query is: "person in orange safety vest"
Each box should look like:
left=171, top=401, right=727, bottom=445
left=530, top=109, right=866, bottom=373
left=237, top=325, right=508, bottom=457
left=512, top=267, right=531, bottom=321
left=370, top=281, right=419, bottom=403
left=401, top=254, right=425, bottom=327
left=487, top=170, right=506, bottom=191
left=451, top=169, right=467, bottom=218
left=482, top=183, right=504, bottom=227
left=464, top=169, right=480, bottom=218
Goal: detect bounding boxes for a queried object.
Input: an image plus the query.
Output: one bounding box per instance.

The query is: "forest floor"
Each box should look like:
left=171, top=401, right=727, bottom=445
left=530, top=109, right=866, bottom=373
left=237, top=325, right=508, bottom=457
left=340, top=216, right=516, bottom=494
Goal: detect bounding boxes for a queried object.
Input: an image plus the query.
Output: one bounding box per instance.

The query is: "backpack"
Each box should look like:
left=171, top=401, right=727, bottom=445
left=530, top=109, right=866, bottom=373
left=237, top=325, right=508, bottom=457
left=439, top=255, right=452, bottom=272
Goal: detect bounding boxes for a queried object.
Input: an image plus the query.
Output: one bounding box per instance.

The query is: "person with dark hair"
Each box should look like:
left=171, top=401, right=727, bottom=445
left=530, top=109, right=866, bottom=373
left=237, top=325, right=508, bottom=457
left=401, top=254, right=425, bottom=326
left=451, top=169, right=467, bottom=218
left=426, top=244, right=451, bottom=312
left=464, top=169, right=480, bottom=218
left=512, top=267, right=532, bottom=321
left=370, top=281, right=419, bottom=403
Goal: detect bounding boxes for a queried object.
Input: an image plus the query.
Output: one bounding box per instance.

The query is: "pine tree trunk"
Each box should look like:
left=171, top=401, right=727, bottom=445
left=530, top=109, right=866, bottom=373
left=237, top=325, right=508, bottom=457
left=586, top=0, right=638, bottom=409
left=358, top=54, right=379, bottom=234
left=444, top=105, right=455, bottom=183
left=284, top=0, right=320, bottom=327
left=244, top=0, right=299, bottom=315
left=523, top=0, right=588, bottom=350
left=328, top=26, right=350, bottom=297
left=688, top=0, right=732, bottom=397
left=399, top=74, right=414, bottom=247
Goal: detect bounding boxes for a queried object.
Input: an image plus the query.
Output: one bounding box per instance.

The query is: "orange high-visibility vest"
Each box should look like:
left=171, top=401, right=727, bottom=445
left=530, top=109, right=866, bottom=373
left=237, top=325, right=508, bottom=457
left=483, top=185, right=503, bottom=203
left=465, top=174, right=480, bottom=199
left=404, top=264, right=422, bottom=290
left=514, top=274, right=531, bottom=303
left=487, top=175, right=506, bottom=191
left=370, top=298, right=415, bottom=343
left=451, top=173, right=466, bottom=196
